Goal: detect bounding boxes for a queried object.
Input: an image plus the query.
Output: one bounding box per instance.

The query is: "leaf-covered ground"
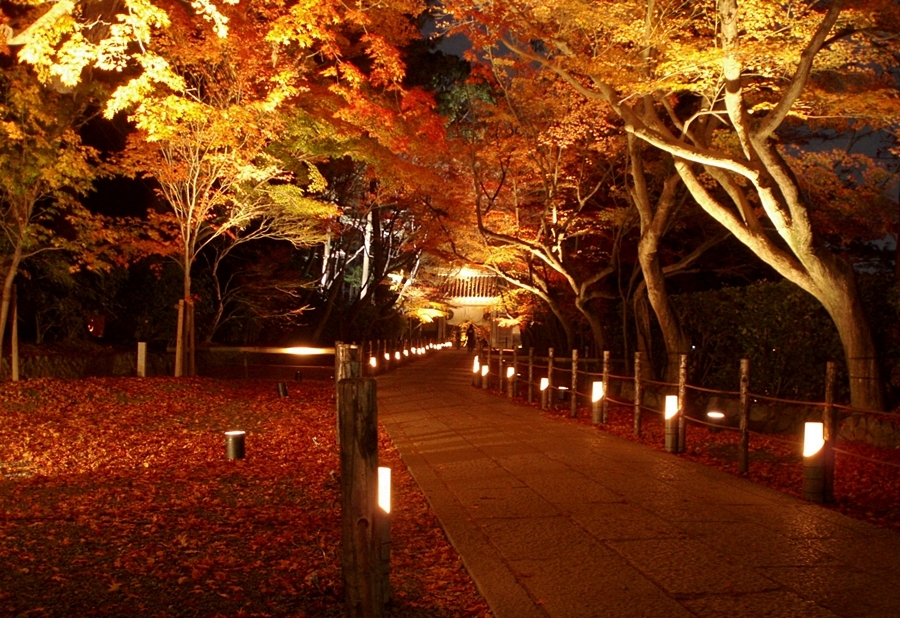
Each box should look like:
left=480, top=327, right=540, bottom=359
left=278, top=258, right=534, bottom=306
left=0, top=377, right=493, bottom=618
left=538, top=397, right=900, bottom=532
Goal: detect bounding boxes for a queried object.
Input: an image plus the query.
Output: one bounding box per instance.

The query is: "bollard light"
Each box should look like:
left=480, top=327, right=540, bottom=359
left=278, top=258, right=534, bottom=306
left=378, top=466, right=391, bottom=514
left=225, top=430, right=246, bottom=460
left=473, top=357, right=480, bottom=373
left=506, top=366, right=515, bottom=379
left=369, top=356, right=377, bottom=368
left=540, top=377, right=549, bottom=391
left=707, top=411, right=725, bottom=433
left=277, top=382, right=288, bottom=398
left=403, top=349, right=409, bottom=357
left=481, top=365, right=489, bottom=376
left=665, top=395, right=678, bottom=420
left=803, top=421, right=826, bottom=502
left=591, top=381, right=604, bottom=403
left=803, top=421, right=825, bottom=457
left=395, top=351, right=401, bottom=360
left=664, top=395, right=679, bottom=453
left=384, top=352, right=390, bottom=361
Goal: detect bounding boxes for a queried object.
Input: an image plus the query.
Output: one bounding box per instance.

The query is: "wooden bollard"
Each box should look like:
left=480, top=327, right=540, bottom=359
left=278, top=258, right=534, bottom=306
left=339, top=378, right=388, bottom=617
left=823, top=361, right=836, bottom=503
left=547, top=348, right=555, bottom=408
left=739, top=358, right=750, bottom=475
left=634, top=352, right=643, bottom=437
left=602, top=350, right=610, bottom=424
left=677, top=354, right=687, bottom=453
left=570, top=349, right=579, bottom=418
left=527, top=348, right=535, bottom=403
left=137, top=342, right=147, bottom=378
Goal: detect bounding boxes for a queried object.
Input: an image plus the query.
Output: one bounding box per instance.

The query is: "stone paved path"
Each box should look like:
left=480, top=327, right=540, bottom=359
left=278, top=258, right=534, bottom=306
left=376, top=350, right=900, bottom=618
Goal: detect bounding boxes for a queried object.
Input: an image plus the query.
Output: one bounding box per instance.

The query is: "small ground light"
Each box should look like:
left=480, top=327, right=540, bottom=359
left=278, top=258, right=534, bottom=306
left=473, top=357, right=480, bottom=373
left=403, top=349, right=409, bottom=357
left=378, top=466, right=391, bottom=513
left=506, top=366, right=515, bottom=379
left=369, top=356, right=377, bottom=368
left=540, top=377, right=549, bottom=409
left=481, top=365, right=489, bottom=376
left=395, top=351, right=401, bottom=360
left=540, top=377, right=549, bottom=391
left=592, top=381, right=604, bottom=403
left=384, top=352, right=390, bottom=360
left=803, top=421, right=826, bottom=502
left=225, top=431, right=246, bottom=460
left=707, top=411, right=725, bottom=432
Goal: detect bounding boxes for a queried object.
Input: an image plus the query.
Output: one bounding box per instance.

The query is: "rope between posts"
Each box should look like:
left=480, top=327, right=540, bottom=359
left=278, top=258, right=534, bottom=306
left=684, top=416, right=740, bottom=432
left=642, top=378, right=678, bottom=388
left=684, top=384, right=742, bottom=397
left=833, top=403, right=900, bottom=418
left=746, top=392, right=822, bottom=407
left=747, top=429, right=800, bottom=447
left=833, top=447, right=900, bottom=469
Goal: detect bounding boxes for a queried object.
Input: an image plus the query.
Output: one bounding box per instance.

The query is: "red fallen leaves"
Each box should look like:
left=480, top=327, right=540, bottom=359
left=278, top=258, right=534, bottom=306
left=0, top=377, right=492, bottom=618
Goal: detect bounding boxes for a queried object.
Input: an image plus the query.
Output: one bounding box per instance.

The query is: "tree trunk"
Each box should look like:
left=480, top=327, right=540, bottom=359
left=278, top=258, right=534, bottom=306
left=0, top=246, right=23, bottom=368
left=575, top=296, right=605, bottom=353
left=637, top=237, right=689, bottom=383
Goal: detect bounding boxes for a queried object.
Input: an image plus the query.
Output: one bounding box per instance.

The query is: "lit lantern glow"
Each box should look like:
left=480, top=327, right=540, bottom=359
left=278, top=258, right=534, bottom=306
left=403, top=349, right=409, bottom=357
left=665, top=395, right=679, bottom=420
left=384, top=352, right=390, bottom=360
left=378, top=466, right=391, bottom=513
left=591, top=381, right=604, bottom=403
left=540, top=377, right=549, bottom=391
left=506, top=367, right=515, bottom=379
left=707, top=411, right=725, bottom=420
left=473, top=357, right=480, bottom=373
left=369, top=356, right=377, bottom=367
left=803, top=422, right=825, bottom=457
left=481, top=365, right=489, bottom=376
left=395, top=351, right=401, bottom=360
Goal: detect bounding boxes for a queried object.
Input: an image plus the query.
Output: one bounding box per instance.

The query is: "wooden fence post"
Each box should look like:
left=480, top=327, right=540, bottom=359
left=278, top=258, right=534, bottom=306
left=547, top=347, right=555, bottom=408
left=187, top=300, right=196, bottom=377
left=338, top=378, right=387, bottom=618
left=508, top=349, right=517, bottom=398
left=677, top=354, right=687, bottom=454
left=602, top=350, right=610, bottom=423
left=823, top=361, right=836, bottom=503
left=174, top=299, right=185, bottom=377
left=634, top=352, right=642, bottom=436
left=137, top=342, right=147, bottom=377
left=527, top=347, right=535, bottom=403
left=570, top=348, right=579, bottom=418
left=739, top=358, right=750, bottom=475
left=335, top=343, right=360, bottom=446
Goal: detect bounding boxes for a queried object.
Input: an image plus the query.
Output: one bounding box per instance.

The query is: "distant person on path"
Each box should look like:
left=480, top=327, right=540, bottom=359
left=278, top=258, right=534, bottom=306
left=465, top=324, right=476, bottom=354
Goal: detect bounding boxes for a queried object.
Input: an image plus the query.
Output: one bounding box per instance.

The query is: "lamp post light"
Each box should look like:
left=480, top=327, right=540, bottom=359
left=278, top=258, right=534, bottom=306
left=540, top=377, right=549, bottom=410
left=802, top=421, right=826, bottom=503
left=225, top=430, right=246, bottom=460
left=665, top=395, right=679, bottom=453
left=591, top=381, right=604, bottom=424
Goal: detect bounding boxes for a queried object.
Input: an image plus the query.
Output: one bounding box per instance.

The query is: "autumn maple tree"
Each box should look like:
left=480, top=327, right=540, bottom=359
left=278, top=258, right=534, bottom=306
left=0, top=64, right=101, bottom=362
left=443, top=0, right=900, bottom=409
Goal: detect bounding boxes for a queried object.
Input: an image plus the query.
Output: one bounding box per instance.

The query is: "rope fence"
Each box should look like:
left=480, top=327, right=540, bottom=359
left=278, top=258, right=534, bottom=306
left=474, top=345, right=900, bottom=504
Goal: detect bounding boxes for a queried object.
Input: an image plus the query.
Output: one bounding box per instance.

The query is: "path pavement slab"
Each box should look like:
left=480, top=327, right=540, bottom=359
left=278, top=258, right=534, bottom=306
left=375, top=350, right=900, bottom=617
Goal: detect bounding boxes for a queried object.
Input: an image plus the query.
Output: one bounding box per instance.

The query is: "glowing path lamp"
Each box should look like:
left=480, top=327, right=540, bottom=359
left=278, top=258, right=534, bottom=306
left=591, top=382, right=605, bottom=424
left=540, top=377, right=550, bottom=410
left=472, top=356, right=480, bottom=386
left=707, top=411, right=725, bottom=433
left=506, top=366, right=515, bottom=398
left=664, top=395, right=680, bottom=453
left=225, top=430, right=246, bottom=460
left=375, top=466, right=392, bottom=605
left=481, top=364, right=489, bottom=389
left=802, top=422, right=826, bottom=503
